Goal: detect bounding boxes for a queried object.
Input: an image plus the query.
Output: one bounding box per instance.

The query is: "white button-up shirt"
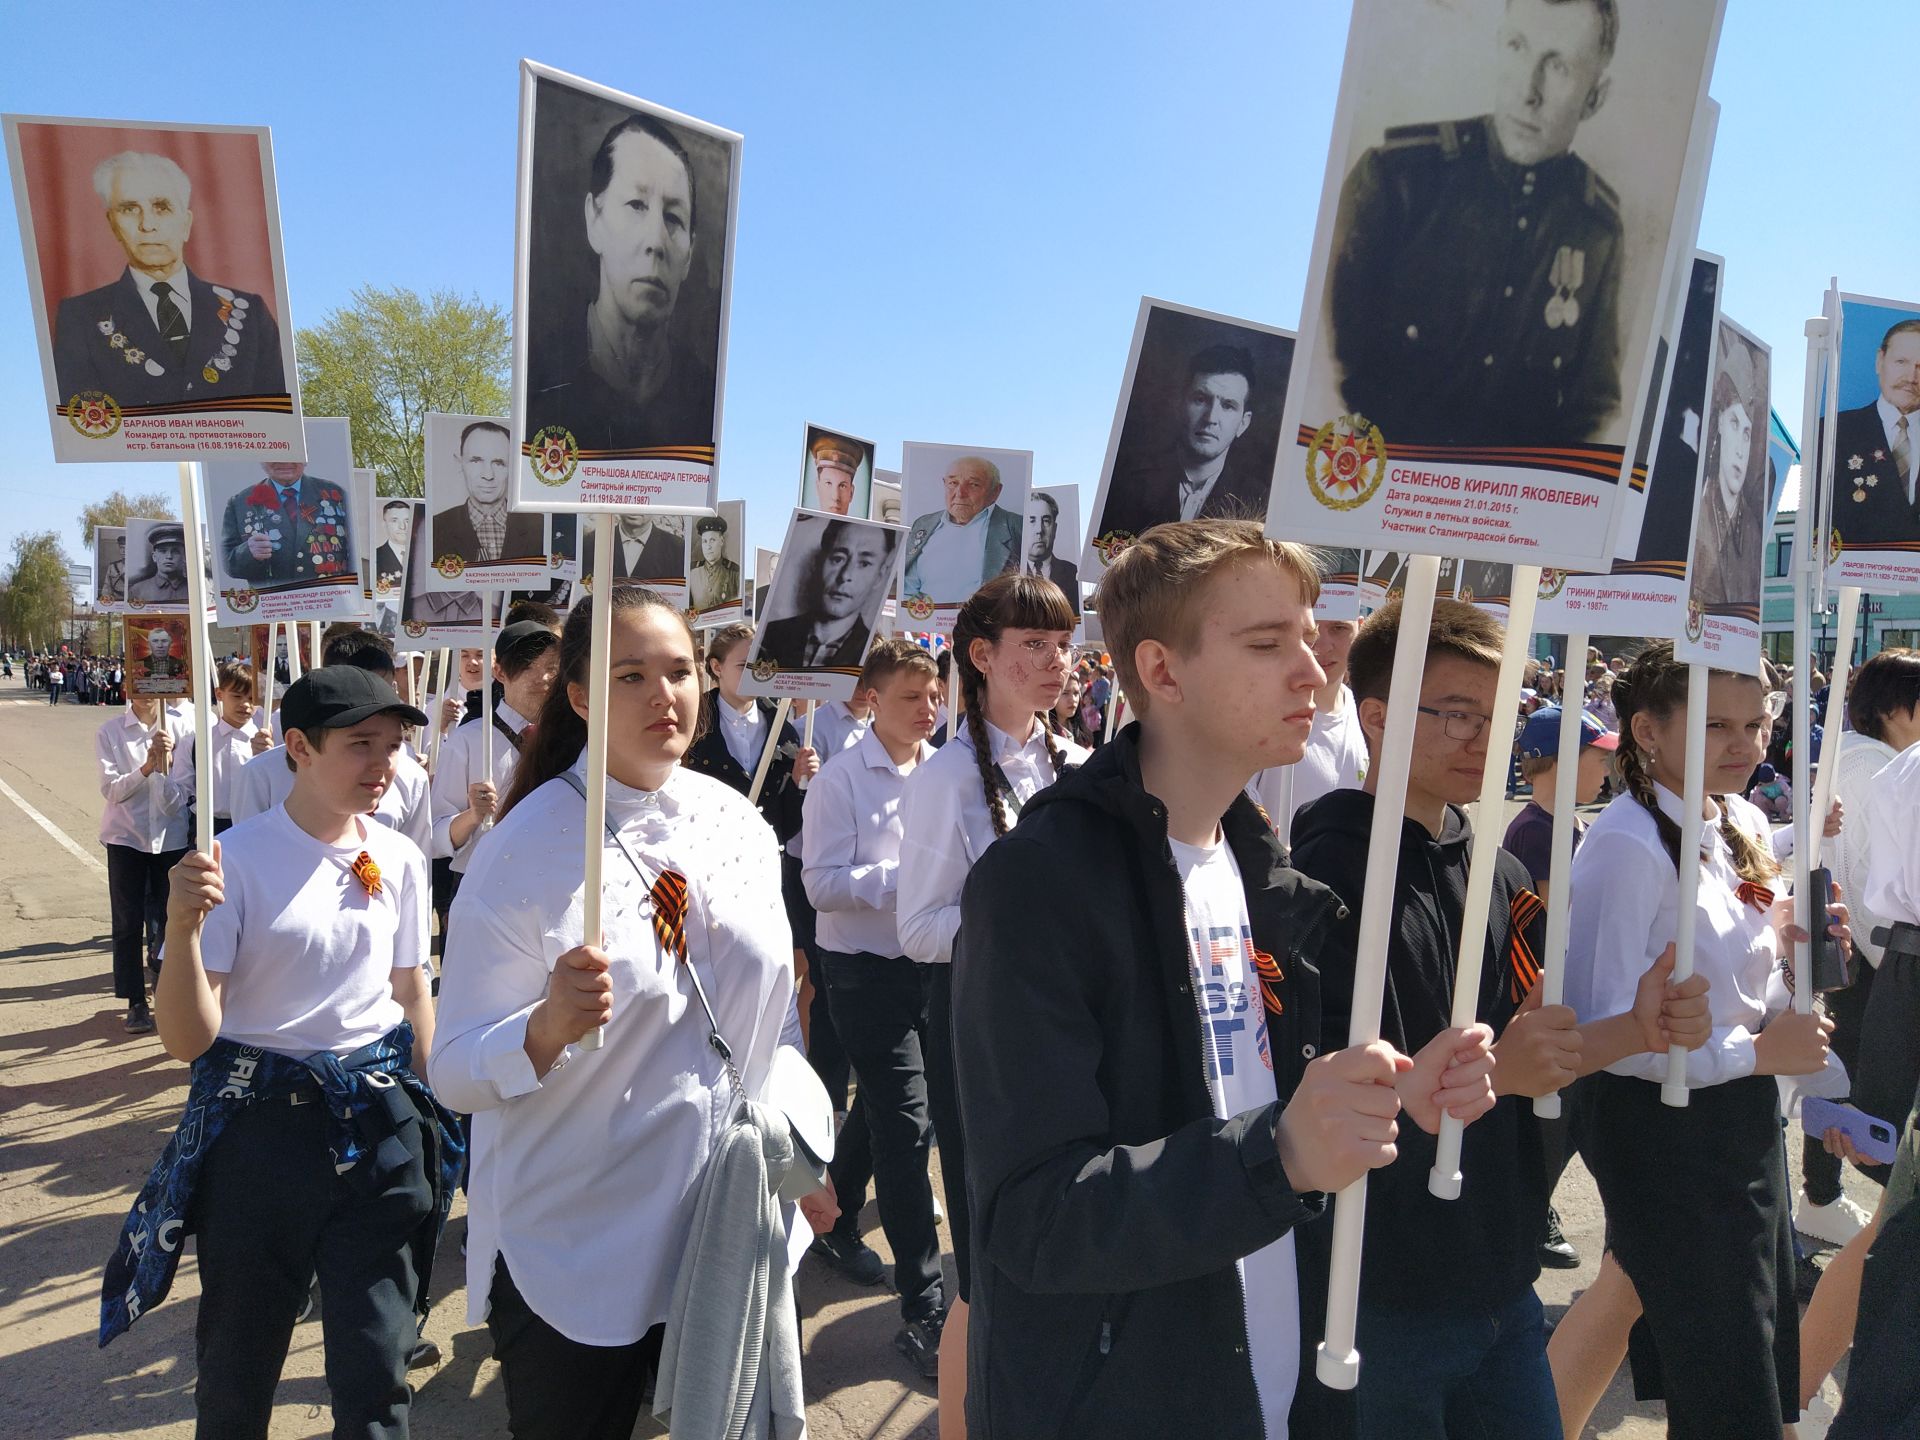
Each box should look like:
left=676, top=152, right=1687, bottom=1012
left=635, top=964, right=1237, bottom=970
left=1864, top=735, right=1920, bottom=946
left=198, top=715, right=261, bottom=819
left=898, top=716, right=1089, bottom=965
left=429, top=760, right=797, bottom=1347
left=803, top=729, right=932, bottom=957
left=430, top=702, right=531, bottom=873
left=1833, top=731, right=1901, bottom=966
left=96, top=706, right=195, bottom=851
left=717, top=695, right=768, bottom=775
left=1564, top=781, right=1788, bottom=1087
left=808, top=699, right=871, bottom=761
left=230, top=742, right=433, bottom=856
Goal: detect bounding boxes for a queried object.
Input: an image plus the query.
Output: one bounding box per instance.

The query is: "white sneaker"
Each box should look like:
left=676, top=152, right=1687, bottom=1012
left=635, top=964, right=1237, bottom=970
left=1796, top=1192, right=1872, bottom=1248
left=1797, top=1383, right=1840, bottom=1438
left=932, top=1190, right=944, bottom=1225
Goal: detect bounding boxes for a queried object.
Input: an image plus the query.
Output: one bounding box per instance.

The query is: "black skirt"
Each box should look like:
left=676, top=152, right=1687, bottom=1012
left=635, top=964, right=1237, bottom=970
left=1581, top=1070, right=1798, bottom=1438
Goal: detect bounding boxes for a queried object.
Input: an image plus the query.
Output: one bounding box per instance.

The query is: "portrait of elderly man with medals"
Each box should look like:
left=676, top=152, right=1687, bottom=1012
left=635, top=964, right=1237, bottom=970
left=49, top=150, right=285, bottom=410
left=1833, top=316, right=1920, bottom=548
left=1687, top=324, right=1769, bottom=615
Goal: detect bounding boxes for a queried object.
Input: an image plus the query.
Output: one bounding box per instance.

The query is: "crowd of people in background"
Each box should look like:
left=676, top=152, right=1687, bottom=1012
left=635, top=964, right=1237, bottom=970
left=12, top=650, right=126, bottom=704
left=32, top=555, right=1920, bottom=1439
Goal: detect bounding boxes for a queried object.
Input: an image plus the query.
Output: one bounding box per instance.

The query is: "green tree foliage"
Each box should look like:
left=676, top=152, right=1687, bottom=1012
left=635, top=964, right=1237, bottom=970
left=78, top=488, right=177, bottom=543
left=297, top=286, right=511, bottom=497
left=2, top=531, right=72, bottom=650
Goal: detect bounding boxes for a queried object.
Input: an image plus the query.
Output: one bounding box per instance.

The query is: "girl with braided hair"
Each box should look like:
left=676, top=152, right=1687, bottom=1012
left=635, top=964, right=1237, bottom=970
left=897, top=571, right=1086, bottom=1424
left=1556, top=640, right=1849, bottom=1438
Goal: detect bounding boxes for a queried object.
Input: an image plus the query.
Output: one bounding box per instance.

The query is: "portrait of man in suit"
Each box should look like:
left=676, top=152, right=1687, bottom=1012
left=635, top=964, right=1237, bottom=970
left=1021, top=489, right=1080, bottom=611
left=50, top=151, right=285, bottom=409
left=758, top=518, right=898, bottom=672
left=1834, top=318, right=1920, bottom=548
left=1097, top=343, right=1277, bottom=542
left=218, top=461, right=355, bottom=589
left=376, top=500, right=412, bottom=595
left=579, top=513, right=685, bottom=586
left=431, top=420, right=544, bottom=569
left=902, top=454, right=1022, bottom=601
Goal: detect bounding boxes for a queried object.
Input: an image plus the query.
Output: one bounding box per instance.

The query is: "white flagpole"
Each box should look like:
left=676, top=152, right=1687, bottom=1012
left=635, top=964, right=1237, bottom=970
left=258, top=622, right=277, bottom=719
left=748, top=698, right=795, bottom=805
left=286, top=621, right=303, bottom=681
left=176, top=463, right=216, bottom=852
left=799, top=702, right=816, bottom=790
left=428, top=648, right=452, bottom=775
left=1318, top=552, right=1442, bottom=1391
left=1534, top=630, right=1590, bottom=1119
left=482, top=591, right=498, bottom=792
left=1272, top=765, right=1297, bottom=849
left=1663, top=664, right=1710, bottom=1107
left=1431, top=564, right=1541, bottom=1197
left=308, top=620, right=322, bottom=674
left=1791, top=307, right=1837, bottom=1014
left=578, top=516, right=617, bottom=1052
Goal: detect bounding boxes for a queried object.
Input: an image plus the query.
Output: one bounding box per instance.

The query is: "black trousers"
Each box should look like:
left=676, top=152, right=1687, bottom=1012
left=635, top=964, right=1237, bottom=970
left=821, top=950, right=943, bottom=1319
left=212, top=815, right=234, bottom=838
left=921, top=961, right=973, bottom=1303
left=487, top=1257, right=664, bottom=1440
left=1804, top=949, right=1875, bottom=1203
left=192, top=1088, right=432, bottom=1439
left=1854, top=951, right=1920, bottom=1188
left=105, top=844, right=185, bottom=1001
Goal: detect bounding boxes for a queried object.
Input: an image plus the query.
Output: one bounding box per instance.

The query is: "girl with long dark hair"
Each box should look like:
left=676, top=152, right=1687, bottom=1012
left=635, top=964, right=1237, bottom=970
left=897, top=572, right=1087, bottom=1428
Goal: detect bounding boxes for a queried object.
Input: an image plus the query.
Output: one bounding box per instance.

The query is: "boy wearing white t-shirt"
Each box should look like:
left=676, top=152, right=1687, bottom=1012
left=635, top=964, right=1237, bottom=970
left=202, top=660, right=262, bottom=836
left=144, top=666, right=450, bottom=1437
left=951, top=520, right=1496, bottom=1438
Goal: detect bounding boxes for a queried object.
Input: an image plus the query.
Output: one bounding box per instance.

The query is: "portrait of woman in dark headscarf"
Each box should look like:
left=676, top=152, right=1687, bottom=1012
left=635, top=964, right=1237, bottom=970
left=1689, top=324, right=1770, bottom=615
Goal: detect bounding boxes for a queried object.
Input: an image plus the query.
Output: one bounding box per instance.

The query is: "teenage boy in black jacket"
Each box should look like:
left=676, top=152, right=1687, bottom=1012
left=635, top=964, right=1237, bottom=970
left=1287, top=598, right=1713, bottom=1439
left=953, top=522, right=1498, bottom=1438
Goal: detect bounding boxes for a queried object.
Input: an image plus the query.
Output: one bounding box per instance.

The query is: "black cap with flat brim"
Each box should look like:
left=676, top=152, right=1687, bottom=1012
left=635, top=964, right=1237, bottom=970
left=281, top=666, right=429, bottom=734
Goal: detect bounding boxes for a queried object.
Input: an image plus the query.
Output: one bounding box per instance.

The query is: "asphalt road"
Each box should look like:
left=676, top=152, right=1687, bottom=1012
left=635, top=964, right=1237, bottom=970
left=0, top=679, right=1864, bottom=1437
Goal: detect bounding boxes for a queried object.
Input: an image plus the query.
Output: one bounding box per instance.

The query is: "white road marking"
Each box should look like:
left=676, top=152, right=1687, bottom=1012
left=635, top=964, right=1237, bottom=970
left=0, top=773, right=107, bottom=878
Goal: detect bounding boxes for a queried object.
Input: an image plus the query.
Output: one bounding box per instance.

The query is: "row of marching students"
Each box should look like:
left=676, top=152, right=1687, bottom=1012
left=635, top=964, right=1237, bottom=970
left=104, top=516, right=1917, bottom=1439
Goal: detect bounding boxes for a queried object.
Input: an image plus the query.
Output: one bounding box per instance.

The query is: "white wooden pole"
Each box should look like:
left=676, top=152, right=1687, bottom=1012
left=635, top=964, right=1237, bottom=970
left=1272, top=765, right=1297, bottom=850
left=308, top=620, right=322, bottom=674
left=799, top=703, right=816, bottom=791
left=1800, top=587, right=1859, bottom=1011
left=1431, top=564, right=1541, bottom=1197
left=427, top=647, right=451, bottom=775
left=748, top=698, right=795, bottom=806
left=176, top=463, right=216, bottom=854
left=258, top=622, right=276, bottom=719
left=1534, top=629, right=1590, bottom=1119
left=1318, top=552, right=1443, bottom=1391
left=1663, top=664, right=1710, bottom=1107
left=482, top=592, right=498, bottom=792
left=578, top=516, right=617, bottom=1053
left=286, top=621, right=303, bottom=681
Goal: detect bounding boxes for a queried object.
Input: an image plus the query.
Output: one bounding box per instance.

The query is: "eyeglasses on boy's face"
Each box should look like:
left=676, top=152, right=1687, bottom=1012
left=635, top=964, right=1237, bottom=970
left=1416, top=705, right=1494, bottom=742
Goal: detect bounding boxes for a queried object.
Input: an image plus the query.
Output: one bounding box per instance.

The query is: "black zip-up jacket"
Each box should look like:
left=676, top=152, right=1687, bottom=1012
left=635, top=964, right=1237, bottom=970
left=1286, top=789, right=1547, bottom=1435
left=953, top=726, right=1345, bottom=1438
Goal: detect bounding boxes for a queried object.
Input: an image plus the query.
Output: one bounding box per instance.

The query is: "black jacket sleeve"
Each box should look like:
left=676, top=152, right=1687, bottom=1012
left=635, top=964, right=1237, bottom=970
left=954, top=831, right=1320, bottom=1296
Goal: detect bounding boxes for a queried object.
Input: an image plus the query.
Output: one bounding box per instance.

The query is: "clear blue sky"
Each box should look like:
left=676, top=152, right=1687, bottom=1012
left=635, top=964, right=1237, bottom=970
left=3, top=0, right=1912, bottom=575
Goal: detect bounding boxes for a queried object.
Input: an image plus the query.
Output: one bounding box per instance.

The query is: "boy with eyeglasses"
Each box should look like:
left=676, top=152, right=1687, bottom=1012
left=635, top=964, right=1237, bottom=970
left=1286, top=597, right=1710, bottom=1438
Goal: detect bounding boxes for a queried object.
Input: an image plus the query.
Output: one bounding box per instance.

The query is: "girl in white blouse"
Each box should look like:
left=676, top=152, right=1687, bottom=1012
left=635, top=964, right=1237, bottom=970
left=897, top=572, right=1089, bottom=1429
left=430, top=587, right=831, bottom=1440
left=1560, top=642, right=1842, bottom=1438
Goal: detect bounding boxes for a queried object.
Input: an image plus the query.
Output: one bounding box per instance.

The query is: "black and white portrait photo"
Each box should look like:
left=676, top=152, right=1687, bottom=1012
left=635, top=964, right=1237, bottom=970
left=375, top=497, right=413, bottom=597
left=802, top=425, right=875, bottom=517
left=899, top=442, right=1031, bottom=623
left=398, top=500, right=480, bottom=644
left=580, top=512, right=686, bottom=587
left=513, top=64, right=739, bottom=513
left=124, top=516, right=210, bottom=609
left=1270, top=0, right=1727, bottom=570
left=746, top=511, right=901, bottom=699
left=93, top=525, right=127, bottom=611
left=1686, top=318, right=1770, bottom=617
left=1086, top=298, right=1295, bottom=576
left=686, top=497, right=745, bottom=626
left=1020, top=485, right=1082, bottom=615
left=424, top=412, right=548, bottom=587
left=206, top=416, right=362, bottom=625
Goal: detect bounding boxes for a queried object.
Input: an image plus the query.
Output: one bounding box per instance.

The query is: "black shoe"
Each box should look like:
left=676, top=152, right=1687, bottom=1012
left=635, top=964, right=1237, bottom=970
left=296, top=1279, right=319, bottom=1324
left=809, top=1230, right=886, bottom=1286
left=1540, top=1207, right=1579, bottom=1270
left=125, top=1003, right=154, bottom=1035
left=895, top=1310, right=945, bottom=1381
left=407, top=1338, right=441, bottom=1370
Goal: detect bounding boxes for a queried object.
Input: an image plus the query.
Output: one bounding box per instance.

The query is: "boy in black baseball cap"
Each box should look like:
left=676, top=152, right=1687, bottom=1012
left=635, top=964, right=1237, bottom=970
left=114, top=666, right=459, bottom=1435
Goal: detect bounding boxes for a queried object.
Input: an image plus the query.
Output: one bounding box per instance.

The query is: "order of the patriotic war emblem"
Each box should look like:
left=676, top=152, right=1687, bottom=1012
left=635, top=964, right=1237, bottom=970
left=1307, top=415, right=1388, bottom=512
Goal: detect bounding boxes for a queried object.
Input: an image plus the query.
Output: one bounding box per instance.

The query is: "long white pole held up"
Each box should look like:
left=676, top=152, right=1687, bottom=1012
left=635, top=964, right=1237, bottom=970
left=1319, top=552, right=1443, bottom=1392
left=308, top=620, right=322, bottom=676
left=428, top=647, right=452, bottom=775
left=175, top=463, right=216, bottom=853
left=748, top=698, right=795, bottom=806
left=1662, top=664, right=1710, bottom=1107
left=1800, top=587, right=1859, bottom=1012
left=482, top=591, right=498, bottom=792
left=1431, top=565, right=1542, bottom=1198
left=578, top=516, right=618, bottom=1053
left=286, top=620, right=303, bottom=681
left=1534, top=629, right=1590, bottom=1119
left=258, top=622, right=277, bottom=720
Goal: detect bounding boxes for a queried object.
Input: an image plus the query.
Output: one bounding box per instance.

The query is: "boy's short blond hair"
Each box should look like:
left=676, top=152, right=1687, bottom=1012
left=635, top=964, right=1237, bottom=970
left=859, top=637, right=939, bottom=692
left=1095, top=520, right=1322, bottom=716
left=1519, top=754, right=1557, bottom=782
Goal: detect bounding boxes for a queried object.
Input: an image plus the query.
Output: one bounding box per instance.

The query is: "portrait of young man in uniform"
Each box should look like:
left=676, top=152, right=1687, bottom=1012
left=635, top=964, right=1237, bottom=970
left=49, top=150, right=286, bottom=409
left=126, top=522, right=190, bottom=606
left=1327, top=0, right=1628, bottom=448
left=1687, top=326, right=1768, bottom=615
left=687, top=513, right=742, bottom=611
